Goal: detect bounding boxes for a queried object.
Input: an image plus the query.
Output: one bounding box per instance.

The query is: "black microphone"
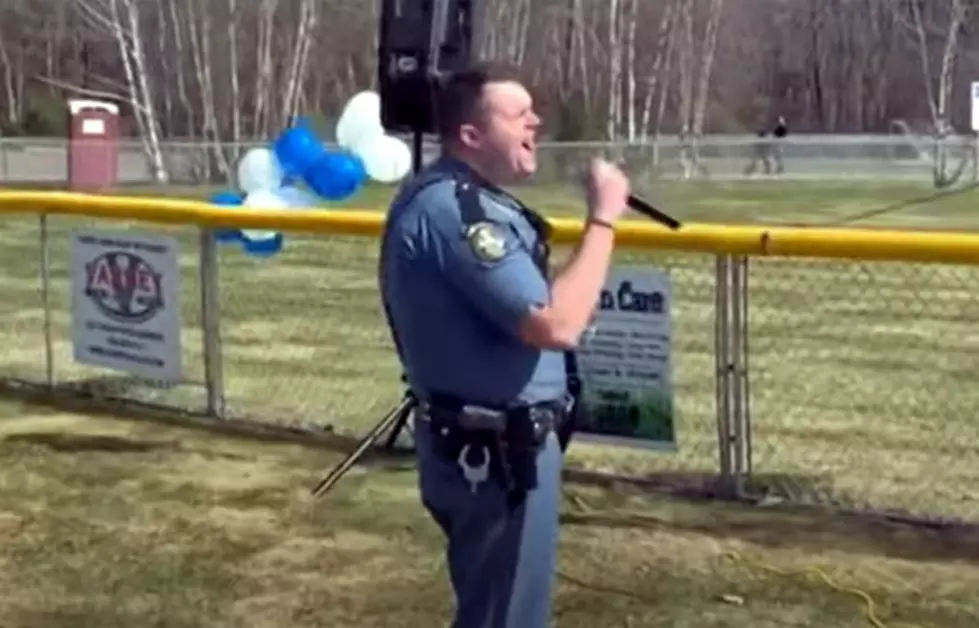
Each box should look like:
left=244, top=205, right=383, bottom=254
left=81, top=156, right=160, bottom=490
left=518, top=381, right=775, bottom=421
left=627, top=194, right=682, bottom=230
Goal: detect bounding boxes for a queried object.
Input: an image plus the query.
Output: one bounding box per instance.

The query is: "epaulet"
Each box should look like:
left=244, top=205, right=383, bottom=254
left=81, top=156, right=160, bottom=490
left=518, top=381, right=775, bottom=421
left=395, top=170, right=456, bottom=212
left=399, top=169, right=490, bottom=228
left=453, top=177, right=487, bottom=227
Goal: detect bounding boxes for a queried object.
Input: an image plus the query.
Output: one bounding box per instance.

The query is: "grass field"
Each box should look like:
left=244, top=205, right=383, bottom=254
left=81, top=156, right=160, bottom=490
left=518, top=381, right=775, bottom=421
left=2, top=179, right=979, bottom=626
left=2, top=401, right=979, bottom=628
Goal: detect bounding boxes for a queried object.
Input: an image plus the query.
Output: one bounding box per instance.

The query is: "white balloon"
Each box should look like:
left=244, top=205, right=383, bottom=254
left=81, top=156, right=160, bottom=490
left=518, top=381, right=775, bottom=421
left=353, top=133, right=413, bottom=184
left=335, top=91, right=384, bottom=150
left=243, top=188, right=290, bottom=209
left=241, top=189, right=289, bottom=242
left=237, top=147, right=285, bottom=193
left=274, top=185, right=322, bottom=208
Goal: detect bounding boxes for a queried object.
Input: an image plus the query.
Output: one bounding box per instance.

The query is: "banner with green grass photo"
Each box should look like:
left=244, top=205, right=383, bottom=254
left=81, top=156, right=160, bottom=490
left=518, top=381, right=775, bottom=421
left=574, top=265, right=675, bottom=451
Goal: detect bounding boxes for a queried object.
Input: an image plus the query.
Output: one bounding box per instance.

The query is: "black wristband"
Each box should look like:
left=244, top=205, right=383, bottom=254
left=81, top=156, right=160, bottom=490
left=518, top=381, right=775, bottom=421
left=587, top=217, right=616, bottom=231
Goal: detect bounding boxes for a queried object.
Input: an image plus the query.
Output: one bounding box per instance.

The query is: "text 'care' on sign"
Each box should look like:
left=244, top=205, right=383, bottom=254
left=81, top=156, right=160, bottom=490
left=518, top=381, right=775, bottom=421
left=599, top=280, right=666, bottom=314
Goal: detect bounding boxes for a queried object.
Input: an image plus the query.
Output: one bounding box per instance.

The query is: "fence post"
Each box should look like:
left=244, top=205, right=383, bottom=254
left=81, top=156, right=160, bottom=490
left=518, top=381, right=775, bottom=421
left=729, top=255, right=752, bottom=495
left=38, top=213, right=54, bottom=388
left=0, top=137, right=9, bottom=182
left=738, top=256, right=753, bottom=479
left=973, top=133, right=979, bottom=183
left=198, top=228, right=225, bottom=417
left=714, top=255, right=734, bottom=489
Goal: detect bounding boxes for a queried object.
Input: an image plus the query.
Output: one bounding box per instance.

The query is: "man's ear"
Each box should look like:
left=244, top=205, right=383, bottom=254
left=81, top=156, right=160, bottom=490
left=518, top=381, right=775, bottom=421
left=459, top=123, right=482, bottom=150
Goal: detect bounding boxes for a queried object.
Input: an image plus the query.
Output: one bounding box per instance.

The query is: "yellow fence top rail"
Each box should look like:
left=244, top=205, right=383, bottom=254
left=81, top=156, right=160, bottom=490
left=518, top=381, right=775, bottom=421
left=2, top=190, right=979, bottom=266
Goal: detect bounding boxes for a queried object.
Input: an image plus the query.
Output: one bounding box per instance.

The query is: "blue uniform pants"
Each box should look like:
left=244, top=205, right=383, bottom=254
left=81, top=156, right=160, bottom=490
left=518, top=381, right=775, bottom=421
left=415, top=425, right=563, bottom=628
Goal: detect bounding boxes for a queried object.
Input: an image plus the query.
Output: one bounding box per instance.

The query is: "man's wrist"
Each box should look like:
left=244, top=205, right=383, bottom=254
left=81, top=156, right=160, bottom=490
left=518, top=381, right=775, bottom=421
left=586, top=217, right=616, bottom=231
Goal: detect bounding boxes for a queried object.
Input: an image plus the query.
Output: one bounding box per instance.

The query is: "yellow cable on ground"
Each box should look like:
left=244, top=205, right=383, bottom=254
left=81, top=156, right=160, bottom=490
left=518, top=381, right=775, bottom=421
left=562, top=494, right=936, bottom=628
left=719, top=550, right=888, bottom=628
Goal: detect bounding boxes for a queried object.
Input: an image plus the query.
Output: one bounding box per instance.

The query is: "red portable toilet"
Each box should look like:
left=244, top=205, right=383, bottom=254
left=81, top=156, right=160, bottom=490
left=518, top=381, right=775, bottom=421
left=67, top=99, right=120, bottom=191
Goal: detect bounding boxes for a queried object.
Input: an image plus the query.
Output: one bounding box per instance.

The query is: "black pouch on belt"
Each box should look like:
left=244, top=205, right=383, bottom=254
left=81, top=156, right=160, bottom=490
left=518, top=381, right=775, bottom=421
left=424, top=397, right=557, bottom=500
left=503, top=411, right=542, bottom=493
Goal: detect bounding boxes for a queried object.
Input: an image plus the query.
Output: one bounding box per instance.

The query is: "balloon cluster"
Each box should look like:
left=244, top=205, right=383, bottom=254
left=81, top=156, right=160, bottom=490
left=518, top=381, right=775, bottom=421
left=209, top=91, right=413, bottom=257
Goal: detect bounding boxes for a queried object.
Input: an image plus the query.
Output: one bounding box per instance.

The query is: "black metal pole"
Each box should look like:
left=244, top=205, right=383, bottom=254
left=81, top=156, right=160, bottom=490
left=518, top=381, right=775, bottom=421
left=411, top=128, right=424, bottom=174
left=311, top=393, right=416, bottom=498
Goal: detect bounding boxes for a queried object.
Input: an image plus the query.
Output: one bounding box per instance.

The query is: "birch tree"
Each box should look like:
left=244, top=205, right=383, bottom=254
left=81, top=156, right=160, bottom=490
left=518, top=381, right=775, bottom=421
left=606, top=0, right=623, bottom=141
left=638, top=1, right=679, bottom=141
left=3, top=0, right=979, bottom=164
left=691, top=0, right=725, bottom=136
left=73, top=0, right=168, bottom=182
left=278, top=0, right=318, bottom=128
left=0, top=28, right=24, bottom=126
left=901, top=0, right=969, bottom=186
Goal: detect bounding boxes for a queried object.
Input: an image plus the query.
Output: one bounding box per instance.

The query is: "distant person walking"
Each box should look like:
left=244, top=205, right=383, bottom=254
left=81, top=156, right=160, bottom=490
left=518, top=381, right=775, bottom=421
left=743, top=116, right=788, bottom=176
left=678, top=125, right=709, bottom=180
left=743, top=129, right=772, bottom=176
left=771, top=115, right=788, bottom=174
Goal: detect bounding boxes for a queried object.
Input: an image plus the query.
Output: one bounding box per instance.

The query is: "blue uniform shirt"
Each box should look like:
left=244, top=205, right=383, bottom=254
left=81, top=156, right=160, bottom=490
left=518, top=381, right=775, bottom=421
left=379, top=156, right=568, bottom=407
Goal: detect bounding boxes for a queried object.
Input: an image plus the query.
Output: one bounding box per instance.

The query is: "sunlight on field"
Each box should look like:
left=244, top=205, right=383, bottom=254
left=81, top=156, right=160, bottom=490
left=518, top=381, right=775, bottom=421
left=4, top=181, right=979, bottom=519
left=3, top=181, right=979, bottom=626
left=1, top=403, right=979, bottom=627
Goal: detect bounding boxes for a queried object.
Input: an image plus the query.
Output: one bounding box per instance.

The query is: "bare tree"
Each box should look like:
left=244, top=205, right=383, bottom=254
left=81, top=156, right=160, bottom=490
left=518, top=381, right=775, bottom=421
left=908, top=0, right=966, bottom=135
left=73, top=0, right=168, bottom=182
left=623, top=0, right=639, bottom=141
left=279, top=0, right=318, bottom=127
left=638, top=1, right=678, bottom=140
left=0, top=30, right=24, bottom=125
left=900, top=0, right=969, bottom=186
left=691, top=0, right=725, bottom=136
left=1, top=0, right=979, bottom=172
left=606, top=0, right=622, bottom=141
left=183, top=0, right=228, bottom=180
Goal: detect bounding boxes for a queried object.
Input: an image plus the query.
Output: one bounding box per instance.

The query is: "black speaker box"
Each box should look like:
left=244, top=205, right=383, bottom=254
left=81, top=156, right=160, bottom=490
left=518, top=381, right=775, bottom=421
left=377, top=0, right=474, bottom=134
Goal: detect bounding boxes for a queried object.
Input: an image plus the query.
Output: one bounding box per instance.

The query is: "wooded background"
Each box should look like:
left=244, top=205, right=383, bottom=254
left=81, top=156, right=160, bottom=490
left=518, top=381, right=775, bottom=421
left=0, top=1, right=976, bottom=170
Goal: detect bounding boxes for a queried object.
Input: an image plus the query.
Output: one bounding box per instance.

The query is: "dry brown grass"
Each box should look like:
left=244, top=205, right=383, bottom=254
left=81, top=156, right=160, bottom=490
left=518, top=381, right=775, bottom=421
left=2, top=402, right=979, bottom=628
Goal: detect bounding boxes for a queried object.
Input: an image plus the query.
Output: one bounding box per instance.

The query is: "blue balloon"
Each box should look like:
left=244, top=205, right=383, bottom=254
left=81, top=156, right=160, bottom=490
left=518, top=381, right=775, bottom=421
left=303, top=152, right=366, bottom=200
left=216, top=120, right=370, bottom=264
left=210, top=190, right=245, bottom=206
left=241, top=232, right=284, bottom=257
left=209, top=191, right=246, bottom=243
left=214, top=229, right=241, bottom=243
left=273, top=123, right=327, bottom=178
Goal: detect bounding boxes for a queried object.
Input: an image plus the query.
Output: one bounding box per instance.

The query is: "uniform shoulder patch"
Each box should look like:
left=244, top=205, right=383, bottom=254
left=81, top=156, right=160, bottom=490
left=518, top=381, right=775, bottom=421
left=465, top=222, right=508, bottom=262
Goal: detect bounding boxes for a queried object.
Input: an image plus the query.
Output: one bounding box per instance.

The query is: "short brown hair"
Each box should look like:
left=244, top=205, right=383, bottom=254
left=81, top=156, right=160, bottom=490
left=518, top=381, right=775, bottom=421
left=435, top=61, right=525, bottom=141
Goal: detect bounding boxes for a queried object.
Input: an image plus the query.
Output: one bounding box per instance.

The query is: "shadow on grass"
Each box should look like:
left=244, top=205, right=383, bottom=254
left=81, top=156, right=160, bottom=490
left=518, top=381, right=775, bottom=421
left=562, top=470, right=979, bottom=568
left=5, top=376, right=979, bottom=572
left=2, top=432, right=176, bottom=453
left=0, top=377, right=417, bottom=474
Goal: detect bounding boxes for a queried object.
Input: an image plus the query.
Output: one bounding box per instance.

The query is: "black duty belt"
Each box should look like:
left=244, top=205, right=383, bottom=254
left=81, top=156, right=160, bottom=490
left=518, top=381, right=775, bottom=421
left=415, top=393, right=573, bottom=509
left=418, top=393, right=571, bottom=444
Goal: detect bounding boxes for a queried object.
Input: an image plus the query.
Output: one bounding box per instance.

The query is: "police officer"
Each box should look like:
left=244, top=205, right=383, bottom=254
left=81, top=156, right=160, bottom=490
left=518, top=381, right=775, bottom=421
left=378, top=62, right=630, bottom=628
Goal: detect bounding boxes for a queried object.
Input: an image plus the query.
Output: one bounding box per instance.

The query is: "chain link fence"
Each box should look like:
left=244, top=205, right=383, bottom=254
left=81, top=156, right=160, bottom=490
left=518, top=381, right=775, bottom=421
left=215, top=232, right=405, bottom=430
left=0, top=213, right=210, bottom=412
left=743, top=257, right=979, bottom=523
left=2, top=134, right=977, bottom=186
left=2, top=196, right=979, bottom=525
left=0, top=212, right=729, bottom=491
